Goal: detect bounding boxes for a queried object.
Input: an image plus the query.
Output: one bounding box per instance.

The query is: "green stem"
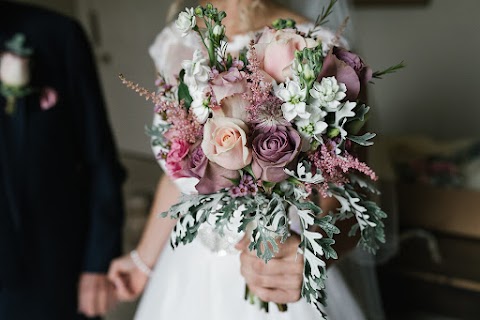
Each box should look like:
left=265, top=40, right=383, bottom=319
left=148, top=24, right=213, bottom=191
left=244, top=284, right=288, bottom=313
left=5, top=96, right=16, bottom=115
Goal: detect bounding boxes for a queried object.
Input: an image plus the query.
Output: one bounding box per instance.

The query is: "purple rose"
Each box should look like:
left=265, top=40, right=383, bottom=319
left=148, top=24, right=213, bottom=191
left=252, top=126, right=302, bottom=183
left=188, top=144, right=208, bottom=179
left=187, top=144, right=240, bottom=194
left=318, top=47, right=372, bottom=101
left=333, top=47, right=372, bottom=90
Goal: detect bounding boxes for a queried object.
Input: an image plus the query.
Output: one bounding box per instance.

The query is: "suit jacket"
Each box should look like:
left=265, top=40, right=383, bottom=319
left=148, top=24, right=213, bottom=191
left=0, top=1, right=125, bottom=297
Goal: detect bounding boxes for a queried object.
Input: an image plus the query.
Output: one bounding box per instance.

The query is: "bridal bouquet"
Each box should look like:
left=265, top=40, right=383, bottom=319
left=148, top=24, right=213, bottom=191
left=122, top=1, right=402, bottom=317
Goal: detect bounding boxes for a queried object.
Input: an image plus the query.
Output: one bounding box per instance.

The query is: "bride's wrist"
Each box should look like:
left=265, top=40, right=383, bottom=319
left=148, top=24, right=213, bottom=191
left=130, top=249, right=153, bottom=277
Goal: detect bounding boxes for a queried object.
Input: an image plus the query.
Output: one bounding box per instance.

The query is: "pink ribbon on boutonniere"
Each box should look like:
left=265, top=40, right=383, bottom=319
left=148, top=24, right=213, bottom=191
left=39, top=87, right=58, bottom=111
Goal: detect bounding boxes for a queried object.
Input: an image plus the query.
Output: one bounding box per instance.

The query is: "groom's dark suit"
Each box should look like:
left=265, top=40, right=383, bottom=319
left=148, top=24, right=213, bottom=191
left=0, top=1, right=125, bottom=319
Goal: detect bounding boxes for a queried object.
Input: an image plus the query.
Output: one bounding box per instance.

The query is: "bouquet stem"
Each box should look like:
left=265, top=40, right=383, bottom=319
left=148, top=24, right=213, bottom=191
left=244, top=284, right=288, bottom=313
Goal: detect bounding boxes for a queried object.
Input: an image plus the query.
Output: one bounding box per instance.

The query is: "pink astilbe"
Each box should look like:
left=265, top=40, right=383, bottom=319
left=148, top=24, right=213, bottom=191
left=119, top=74, right=164, bottom=105
left=120, top=74, right=202, bottom=144
left=244, top=43, right=273, bottom=121
left=163, top=101, right=203, bottom=144
left=308, top=144, right=378, bottom=197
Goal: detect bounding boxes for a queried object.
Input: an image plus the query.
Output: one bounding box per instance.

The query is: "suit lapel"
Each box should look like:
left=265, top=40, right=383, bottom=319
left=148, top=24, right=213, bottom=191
left=0, top=93, right=31, bottom=230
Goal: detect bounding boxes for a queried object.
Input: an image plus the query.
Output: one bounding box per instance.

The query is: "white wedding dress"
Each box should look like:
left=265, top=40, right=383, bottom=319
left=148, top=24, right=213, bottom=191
left=134, top=22, right=374, bottom=320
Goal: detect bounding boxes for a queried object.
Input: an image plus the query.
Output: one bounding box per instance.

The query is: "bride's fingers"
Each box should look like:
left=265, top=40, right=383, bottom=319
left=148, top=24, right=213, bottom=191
left=234, top=234, right=250, bottom=251
left=248, top=285, right=301, bottom=304
left=240, top=251, right=303, bottom=276
left=241, top=270, right=302, bottom=290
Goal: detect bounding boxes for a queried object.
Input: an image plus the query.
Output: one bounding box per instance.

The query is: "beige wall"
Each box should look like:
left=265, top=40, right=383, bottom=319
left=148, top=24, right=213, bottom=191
left=354, top=0, right=480, bottom=139
left=12, top=0, right=480, bottom=147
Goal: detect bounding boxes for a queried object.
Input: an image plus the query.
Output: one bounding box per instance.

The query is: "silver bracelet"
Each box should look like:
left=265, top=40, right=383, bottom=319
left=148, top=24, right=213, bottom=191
left=130, top=250, right=153, bottom=277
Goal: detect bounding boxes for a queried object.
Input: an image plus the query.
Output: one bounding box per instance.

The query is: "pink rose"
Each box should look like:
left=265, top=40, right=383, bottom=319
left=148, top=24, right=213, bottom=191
left=201, top=116, right=252, bottom=170
left=165, top=140, right=191, bottom=179
left=254, top=28, right=318, bottom=83
left=211, top=68, right=247, bottom=103
left=210, top=68, right=249, bottom=122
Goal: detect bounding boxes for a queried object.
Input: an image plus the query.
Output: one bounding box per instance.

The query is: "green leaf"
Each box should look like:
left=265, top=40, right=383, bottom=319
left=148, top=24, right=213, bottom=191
left=347, top=132, right=376, bottom=146
left=177, top=69, right=193, bottom=108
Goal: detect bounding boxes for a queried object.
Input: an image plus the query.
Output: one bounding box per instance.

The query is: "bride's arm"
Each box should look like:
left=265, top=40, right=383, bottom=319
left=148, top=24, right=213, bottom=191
left=136, top=175, right=179, bottom=267
left=108, top=174, right=179, bottom=301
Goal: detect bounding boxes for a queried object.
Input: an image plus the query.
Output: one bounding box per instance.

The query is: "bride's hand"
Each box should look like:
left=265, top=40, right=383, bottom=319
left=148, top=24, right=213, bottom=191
left=236, top=234, right=303, bottom=304
left=107, top=253, right=150, bottom=301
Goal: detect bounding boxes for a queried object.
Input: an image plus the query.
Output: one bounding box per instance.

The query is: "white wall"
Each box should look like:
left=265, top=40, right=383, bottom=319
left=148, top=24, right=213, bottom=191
left=354, top=0, right=480, bottom=139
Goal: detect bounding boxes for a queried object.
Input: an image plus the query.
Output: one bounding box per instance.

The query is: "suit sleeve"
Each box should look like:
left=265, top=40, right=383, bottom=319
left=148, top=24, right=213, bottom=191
left=65, top=20, right=126, bottom=273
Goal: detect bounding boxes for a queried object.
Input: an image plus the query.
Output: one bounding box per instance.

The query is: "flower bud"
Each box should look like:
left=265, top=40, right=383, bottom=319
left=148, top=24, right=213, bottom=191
left=303, top=64, right=315, bottom=80
left=327, top=127, right=340, bottom=138
left=213, top=24, right=224, bottom=37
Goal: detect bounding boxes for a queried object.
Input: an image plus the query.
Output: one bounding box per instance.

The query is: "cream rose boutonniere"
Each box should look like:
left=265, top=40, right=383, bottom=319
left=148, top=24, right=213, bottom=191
left=0, top=33, right=33, bottom=115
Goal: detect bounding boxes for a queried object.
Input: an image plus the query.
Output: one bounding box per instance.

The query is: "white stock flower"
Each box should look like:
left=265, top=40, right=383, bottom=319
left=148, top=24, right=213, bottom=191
left=275, top=80, right=310, bottom=122
left=182, top=50, right=210, bottom=92
left=295, top=107, right=328, bottom=142
left=190, top=90, right=210, bottom=124
left=309, top=77, right=347, bottom=112
left=175, top=7, right=196, bottom=37
left=333, top=101, right=357, bottom=139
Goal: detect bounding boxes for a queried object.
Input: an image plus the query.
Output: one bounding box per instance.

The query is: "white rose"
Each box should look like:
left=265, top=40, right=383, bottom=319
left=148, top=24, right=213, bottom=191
left=175, top=7, right=196, bottom=37
left=0, top=52, right=30, bottom=87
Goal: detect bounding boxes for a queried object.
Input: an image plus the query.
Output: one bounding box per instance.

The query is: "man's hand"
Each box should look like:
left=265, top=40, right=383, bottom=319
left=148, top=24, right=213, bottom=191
left=108, top=254, right=149, bottom=301
left=236, top=234, right=304, bottom=304
left=78, top=273, right=117, bottom=318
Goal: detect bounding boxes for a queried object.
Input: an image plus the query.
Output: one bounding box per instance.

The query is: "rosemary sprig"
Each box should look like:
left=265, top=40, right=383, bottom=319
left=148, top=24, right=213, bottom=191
left=372, top=61, right=406, bottom=79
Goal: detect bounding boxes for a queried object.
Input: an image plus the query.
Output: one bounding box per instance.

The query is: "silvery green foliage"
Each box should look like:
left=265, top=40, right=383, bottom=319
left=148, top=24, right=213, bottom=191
left=289, top=199, right=339, bottom=318
left=147, top=122, right=170, bottom=148
left=329, top=179, right=387, bottom=254
left=161, top=190, right=341, bottom=318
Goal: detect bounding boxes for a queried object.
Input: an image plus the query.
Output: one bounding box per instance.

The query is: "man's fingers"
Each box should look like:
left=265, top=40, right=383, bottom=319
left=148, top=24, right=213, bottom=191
left=78, top=281, right=97, bottom=317
left=96, top=280, right=108, bottom=316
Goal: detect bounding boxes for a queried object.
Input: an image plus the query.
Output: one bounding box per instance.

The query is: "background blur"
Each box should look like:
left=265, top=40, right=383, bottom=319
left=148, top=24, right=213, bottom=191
left=12, top=0, right=480, bottom=319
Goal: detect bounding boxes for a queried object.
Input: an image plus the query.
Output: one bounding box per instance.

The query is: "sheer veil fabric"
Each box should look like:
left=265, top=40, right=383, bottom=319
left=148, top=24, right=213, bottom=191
left=141, top=1, right=393, bottom=319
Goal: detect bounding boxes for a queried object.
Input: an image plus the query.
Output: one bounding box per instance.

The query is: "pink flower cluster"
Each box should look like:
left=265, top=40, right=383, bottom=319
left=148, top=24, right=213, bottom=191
left=308, top=144, right=378, bottom=197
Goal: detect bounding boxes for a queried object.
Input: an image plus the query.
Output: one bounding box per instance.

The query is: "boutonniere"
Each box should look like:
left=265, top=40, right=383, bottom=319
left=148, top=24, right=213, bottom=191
left=0, top=33, right=34, bottom=115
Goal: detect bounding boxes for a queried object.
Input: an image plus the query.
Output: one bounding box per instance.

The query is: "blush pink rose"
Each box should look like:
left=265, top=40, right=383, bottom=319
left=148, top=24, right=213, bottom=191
left=254, top=28, right=318, bottom=83
left=211, top=68, right=247, bottom=103
left=165, top=140, right=191, bottom=179
left=201, top=116, right=252, bottom=170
